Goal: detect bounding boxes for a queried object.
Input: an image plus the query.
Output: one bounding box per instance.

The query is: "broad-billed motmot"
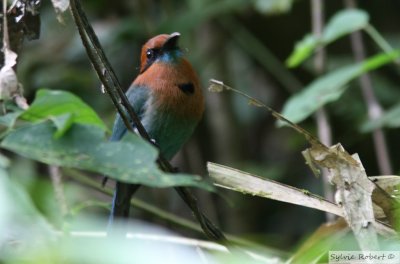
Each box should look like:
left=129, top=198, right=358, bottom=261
left=109, top=32, right=204, bottom=220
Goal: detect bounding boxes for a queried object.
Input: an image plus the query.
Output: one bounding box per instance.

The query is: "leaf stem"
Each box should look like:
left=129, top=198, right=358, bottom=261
left=364, top=25, right=400, bottom=65
left=365, top=25, right=394, bottom=54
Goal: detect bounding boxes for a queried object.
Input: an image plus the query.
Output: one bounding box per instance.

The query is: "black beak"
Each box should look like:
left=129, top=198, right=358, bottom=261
left=162, top=32, right=181, bottom=51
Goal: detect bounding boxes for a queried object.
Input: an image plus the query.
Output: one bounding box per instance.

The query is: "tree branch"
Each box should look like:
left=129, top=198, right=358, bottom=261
left=49, top=165, right=69, bottom=218
left=344, top=0, right=392, bottom=175
left=311, top=0, right=335, bottom=221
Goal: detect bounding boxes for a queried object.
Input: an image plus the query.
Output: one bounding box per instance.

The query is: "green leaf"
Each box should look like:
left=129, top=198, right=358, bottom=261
left=286, top=9, right=369, bottom=67
left=322, top=9, right=369, bottom=43
left=20, top=89, right=107, bottom=137
left=281, top=51, right=400, bottom=125
left=362, top=50, right=400, bottom=71
left=361, top=103, right=400, bottom=132
left=286, top=35, right=317, bottom=68
left=51, top=113, right=75, bottom=139
left=253, top=0, right=294, bottom=15
left=0, top=153, right=10, bottom=168
left=0, top=167, right=55, bottom=255
left=1, top=122, right=212, bottom=190
left=0, top=111, right=22, bottom=128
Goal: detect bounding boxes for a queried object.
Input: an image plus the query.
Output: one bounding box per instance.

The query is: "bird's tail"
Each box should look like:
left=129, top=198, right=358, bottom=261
left=108, top=182, right=141, bottom=226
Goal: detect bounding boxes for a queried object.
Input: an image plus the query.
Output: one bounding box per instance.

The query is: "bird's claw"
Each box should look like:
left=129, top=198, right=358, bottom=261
left=150, top=138, right=159, bottom=148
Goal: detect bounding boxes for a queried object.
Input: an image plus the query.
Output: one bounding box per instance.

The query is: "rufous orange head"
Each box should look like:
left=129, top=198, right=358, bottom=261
left=133, top=32, right=204, bottom=121
left=139, top=32, right=182, bottom=73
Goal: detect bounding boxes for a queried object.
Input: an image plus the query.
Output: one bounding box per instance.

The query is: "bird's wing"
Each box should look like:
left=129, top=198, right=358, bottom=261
left=109, top=85, right=150, bottom=141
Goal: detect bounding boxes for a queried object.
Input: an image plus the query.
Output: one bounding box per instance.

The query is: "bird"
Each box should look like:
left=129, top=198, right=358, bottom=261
left=109, top=32, right=205, bottom=221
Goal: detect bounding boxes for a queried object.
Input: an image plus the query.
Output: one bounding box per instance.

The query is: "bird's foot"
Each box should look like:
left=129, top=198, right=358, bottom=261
left=150, top=138, right=159, bottom=148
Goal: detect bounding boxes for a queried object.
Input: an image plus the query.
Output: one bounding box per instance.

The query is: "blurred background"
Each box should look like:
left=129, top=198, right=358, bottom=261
left=13, top=0, right=400, bottom=252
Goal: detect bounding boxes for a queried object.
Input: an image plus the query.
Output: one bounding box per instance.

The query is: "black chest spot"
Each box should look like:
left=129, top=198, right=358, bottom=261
left=177, top=82, right=194, bottom=95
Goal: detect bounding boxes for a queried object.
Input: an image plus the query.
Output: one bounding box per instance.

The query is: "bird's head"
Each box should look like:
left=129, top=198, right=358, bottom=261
left=139, top=32, right=183, bottom=73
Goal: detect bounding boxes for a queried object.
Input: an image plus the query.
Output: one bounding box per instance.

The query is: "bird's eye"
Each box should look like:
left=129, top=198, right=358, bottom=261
left=141, top=48, right=159, bottom=73
left=146, top=49, right=155, bottom=59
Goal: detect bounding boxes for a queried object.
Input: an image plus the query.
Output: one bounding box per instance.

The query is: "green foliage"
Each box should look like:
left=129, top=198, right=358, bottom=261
left=1, top=121, right=211, bottom=189
left=286, top=9, right=369, bottom=67
left=0, top=89, right=212, bottom=190
left=286, top=35, right=316, bottom=69
left=20, top=89, right=107, bottom=138
left=361, top=103, right=400, bottom=132
left=323, top=9, right=369, bottom=43
left=0, top=166, right=56, bottom=260
left=281, top=51, right=400, bottom=124
left=0, top=170, right=213, bottom=263
left=0, top=111, right=22, bottom=129
left=253, top=0, right=294, bottom=15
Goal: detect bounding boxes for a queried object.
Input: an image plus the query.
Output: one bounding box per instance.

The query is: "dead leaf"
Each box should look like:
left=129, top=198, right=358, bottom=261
left=0, top=66, right=18, bottom=100
left=305, top=143, right=379, bottom=250
left=51, top=0, right=70, bottom=22
left=51, top=0, right=70, bottom=13
left=1, top=3, right=19, bottom=101
left=208, top=79, right=225, bottom=93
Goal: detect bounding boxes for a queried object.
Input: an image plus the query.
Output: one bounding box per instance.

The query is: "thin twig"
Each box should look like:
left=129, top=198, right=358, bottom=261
left=364, top=25, right=399, bottom=62
left=311, top=0, right=325, bottom=75
left=209, top=79, right=321, bottom=145
left=345, top=0, right=392, bottom=175
left=49, top=165, right=69, bottom=217
left=311, top=0, right=335, bottom=221
left=69, top=0, right=226, bottom=242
